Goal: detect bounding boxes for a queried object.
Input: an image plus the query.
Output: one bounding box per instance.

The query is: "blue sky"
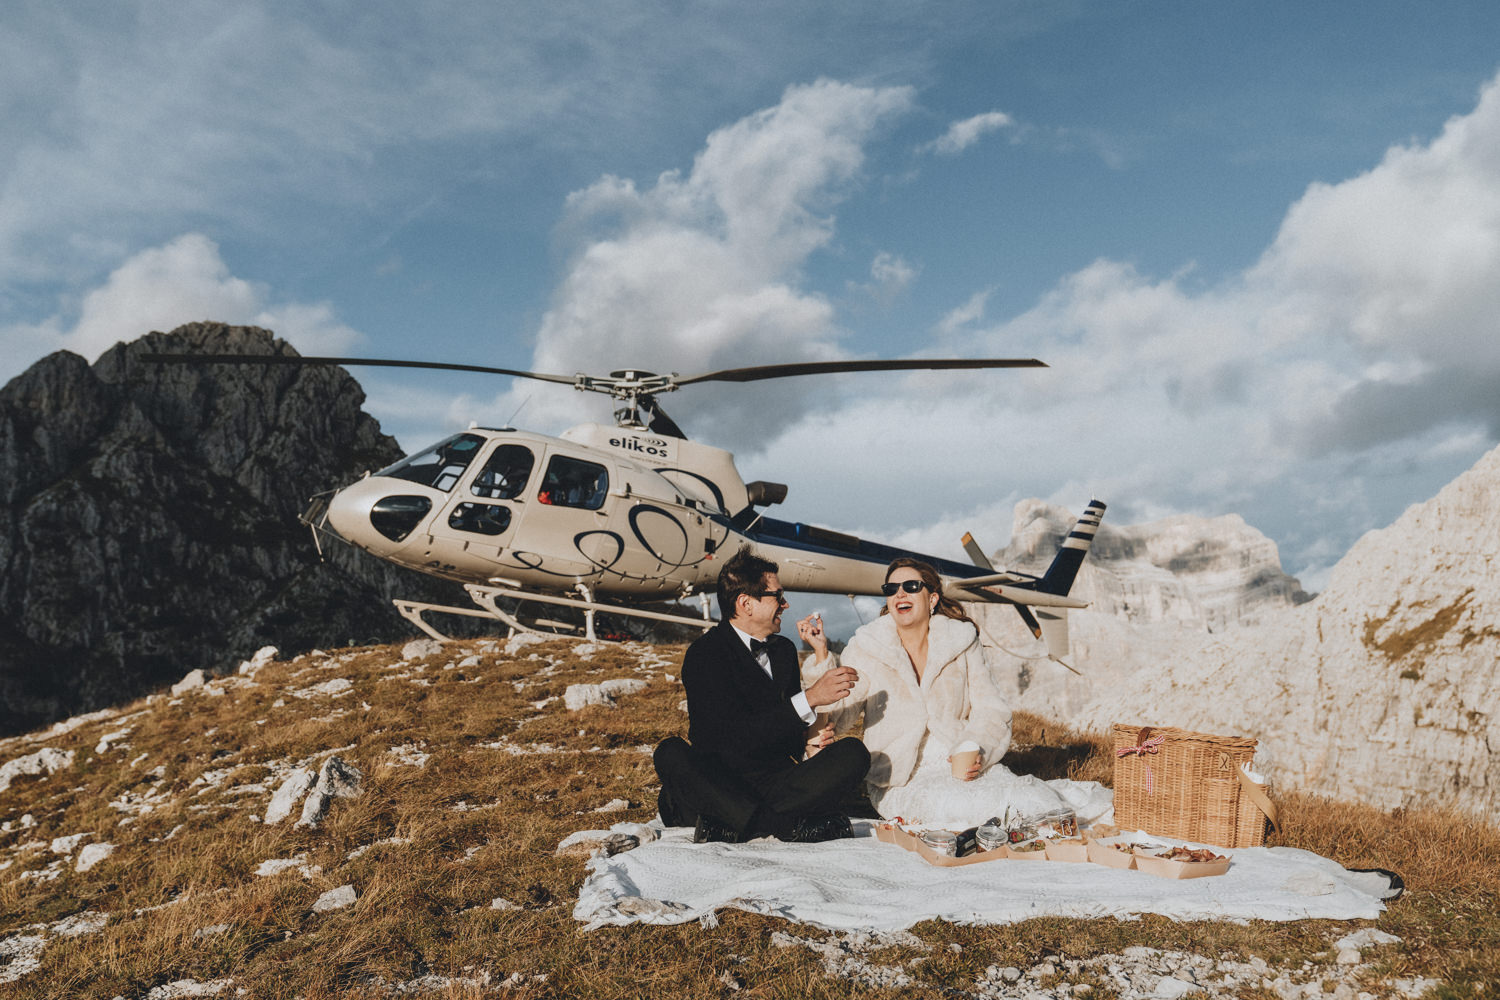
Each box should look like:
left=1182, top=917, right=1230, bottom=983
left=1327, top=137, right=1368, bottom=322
left=5, top=1, right=1500, bottom=592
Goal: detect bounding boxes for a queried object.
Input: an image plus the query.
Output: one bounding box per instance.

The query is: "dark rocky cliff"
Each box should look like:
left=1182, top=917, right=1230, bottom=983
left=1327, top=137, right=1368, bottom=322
left=0, top=322, right=471, bottom=736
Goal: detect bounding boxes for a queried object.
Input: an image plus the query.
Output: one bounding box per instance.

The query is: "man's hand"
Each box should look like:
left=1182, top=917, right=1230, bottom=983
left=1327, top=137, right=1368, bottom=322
left=795, top=613, right=829, bottom=659
left=805, top=665, right=858, bottom=708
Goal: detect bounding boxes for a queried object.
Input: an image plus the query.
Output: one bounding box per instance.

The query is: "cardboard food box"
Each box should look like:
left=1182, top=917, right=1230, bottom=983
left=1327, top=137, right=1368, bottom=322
left=1043, top=838, right=1089, bottom=863
left=1085, top=839, right=1137, bottom=870
left=1130, top=849, right=1232, bottom=879
left=1003, top=840, right=1049, bottom=860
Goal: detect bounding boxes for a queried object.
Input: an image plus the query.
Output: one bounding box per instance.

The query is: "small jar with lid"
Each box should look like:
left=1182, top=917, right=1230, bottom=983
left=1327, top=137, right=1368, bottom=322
left=919, top=829, right=958, bottom=857
left=975, top=824, right=1007, bottom=852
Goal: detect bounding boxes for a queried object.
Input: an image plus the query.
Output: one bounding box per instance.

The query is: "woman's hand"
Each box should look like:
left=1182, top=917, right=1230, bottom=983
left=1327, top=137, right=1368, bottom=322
left=804, top=717, right=835, bottom=757
left=796, top=613, right=829, bottom=659
left=948, top=750, right=983, bottom=782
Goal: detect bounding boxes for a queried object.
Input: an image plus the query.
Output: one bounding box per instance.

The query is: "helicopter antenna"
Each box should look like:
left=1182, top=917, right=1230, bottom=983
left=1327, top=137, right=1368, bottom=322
left=504, top=395, right=531, bottom=427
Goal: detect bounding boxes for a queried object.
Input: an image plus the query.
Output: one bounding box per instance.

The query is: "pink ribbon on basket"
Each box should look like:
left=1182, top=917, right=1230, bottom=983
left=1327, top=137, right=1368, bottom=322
left=1116, top=731, right=1167, bottom=795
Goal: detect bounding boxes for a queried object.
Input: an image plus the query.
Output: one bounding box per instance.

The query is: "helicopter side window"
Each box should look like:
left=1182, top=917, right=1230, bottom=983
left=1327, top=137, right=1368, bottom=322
left=536, top=455, right=608, bottom=511
left=376, top=433, right=484, bottom=493
left=471, top=444, right=534, bottom=500
left=448, top=502, right=512, bottom=536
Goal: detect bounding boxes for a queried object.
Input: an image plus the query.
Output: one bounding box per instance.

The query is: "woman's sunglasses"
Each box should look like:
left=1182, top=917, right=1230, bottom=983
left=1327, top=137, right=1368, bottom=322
left=881, top=580, right=931, bottom=596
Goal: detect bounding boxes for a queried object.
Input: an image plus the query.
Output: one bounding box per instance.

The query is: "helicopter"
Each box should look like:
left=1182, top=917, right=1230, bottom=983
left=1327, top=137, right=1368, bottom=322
left=144, top=352, right=1106, bottom=660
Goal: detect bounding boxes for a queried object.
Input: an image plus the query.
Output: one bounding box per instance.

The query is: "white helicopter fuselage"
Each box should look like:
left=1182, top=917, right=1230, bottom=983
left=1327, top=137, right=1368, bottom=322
left=322, top=422, right=897, bottom=601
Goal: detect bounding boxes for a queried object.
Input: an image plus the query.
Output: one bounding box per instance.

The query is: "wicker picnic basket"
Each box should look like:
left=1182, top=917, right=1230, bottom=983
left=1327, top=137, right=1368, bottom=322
left=1112, top=724, right=1279, bottom=848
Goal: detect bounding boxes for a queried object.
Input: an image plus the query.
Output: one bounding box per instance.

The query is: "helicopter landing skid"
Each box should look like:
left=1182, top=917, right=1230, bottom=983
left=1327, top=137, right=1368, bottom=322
left=392, top=584, right=717, bottom=643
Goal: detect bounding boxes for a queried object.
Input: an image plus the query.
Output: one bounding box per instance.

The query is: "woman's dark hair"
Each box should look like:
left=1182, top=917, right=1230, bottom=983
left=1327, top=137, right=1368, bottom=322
left=880, top=557, right=971, bottom=623
left=716, top=546, right=779, bottom=620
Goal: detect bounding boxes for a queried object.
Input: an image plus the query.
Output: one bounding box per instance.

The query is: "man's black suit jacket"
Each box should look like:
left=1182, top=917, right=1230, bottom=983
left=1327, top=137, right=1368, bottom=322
left=681, top=621, right=807, bottom=779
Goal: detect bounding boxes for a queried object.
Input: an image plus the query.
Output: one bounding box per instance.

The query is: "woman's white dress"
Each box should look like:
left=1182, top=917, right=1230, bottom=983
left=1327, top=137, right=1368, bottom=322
left=871, top=729, right=1068, bottom=828
left=804, top=613, right=1088, bottom=829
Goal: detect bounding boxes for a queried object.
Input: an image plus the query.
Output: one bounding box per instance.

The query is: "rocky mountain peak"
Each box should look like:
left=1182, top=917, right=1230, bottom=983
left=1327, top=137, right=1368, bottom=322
left=998, top=499, right=1311, bottom=632
left=0, top=323, right=463, bottom=737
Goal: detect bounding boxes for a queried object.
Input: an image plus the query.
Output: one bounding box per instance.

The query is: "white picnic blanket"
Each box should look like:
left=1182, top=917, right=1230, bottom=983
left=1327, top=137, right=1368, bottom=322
left=573, top=822, right=1391, bottom=932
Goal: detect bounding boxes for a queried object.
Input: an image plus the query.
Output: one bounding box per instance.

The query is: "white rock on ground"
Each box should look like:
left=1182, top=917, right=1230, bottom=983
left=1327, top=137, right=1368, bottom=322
left=75, top=843, right=114, bottom=872
left=0, top=748, right=76, bottom=794
left=402, top=638, right=443, bottom=661
left=95, top=728, right=133, bottom=754
left=312, top=885, right=358, bottom=912
left=50, top=833, right=90, bottom=855
left=296, top=756, right=363, bottom=829
left=143, top=978, right=234, bottom=998
left=238, top=645, right=278, bottom=676
left=564, top=678, right=648, bottom=711
left=170, top=669, right=206, bottom=695
left=264, top=768, right=316, bottom=824
left=254, top=855, right=320, bottom=877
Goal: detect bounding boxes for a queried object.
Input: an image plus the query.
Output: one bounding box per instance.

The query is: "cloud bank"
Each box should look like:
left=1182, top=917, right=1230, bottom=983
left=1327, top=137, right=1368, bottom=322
left=1, top=234, right=359, bottom=377
left=501, top=69, right=1500, bottom=585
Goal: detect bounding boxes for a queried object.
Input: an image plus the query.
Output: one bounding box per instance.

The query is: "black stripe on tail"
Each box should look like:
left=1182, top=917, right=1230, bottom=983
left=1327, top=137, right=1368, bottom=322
left=1038, top=500, right=1107, bottom=596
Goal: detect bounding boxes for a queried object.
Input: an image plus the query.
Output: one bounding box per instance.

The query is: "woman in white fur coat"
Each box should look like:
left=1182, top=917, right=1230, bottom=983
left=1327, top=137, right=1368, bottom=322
left=800, top=557, right=1069, bottom=827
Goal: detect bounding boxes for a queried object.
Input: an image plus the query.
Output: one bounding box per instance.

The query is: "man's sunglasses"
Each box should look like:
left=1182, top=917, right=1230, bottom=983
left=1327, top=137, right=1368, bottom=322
left=881, top=580, right=931, bottom=596
left=751, top=589, right=787, bottom=604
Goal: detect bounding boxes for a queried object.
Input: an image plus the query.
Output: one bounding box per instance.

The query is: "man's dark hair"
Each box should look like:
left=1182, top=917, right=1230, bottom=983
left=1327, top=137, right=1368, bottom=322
left=717, top=546, right=779, bottom=620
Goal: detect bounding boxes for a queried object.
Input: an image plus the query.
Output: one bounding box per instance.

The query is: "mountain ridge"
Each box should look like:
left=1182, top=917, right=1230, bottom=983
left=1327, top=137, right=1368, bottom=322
left=0, top=322, right=469, bottom=737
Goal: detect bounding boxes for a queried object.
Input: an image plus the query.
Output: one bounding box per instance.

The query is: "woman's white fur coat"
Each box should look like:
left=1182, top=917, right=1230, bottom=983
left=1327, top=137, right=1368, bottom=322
left=803, top=613, right=1013, bottom=792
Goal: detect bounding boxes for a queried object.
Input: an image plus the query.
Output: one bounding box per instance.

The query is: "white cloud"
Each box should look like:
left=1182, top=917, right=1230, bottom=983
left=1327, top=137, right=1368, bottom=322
left=750, top=72, right=1500, bottom=587
left=848, top=251, right=919, bottom=305
left=0, top=3, right=952, bottom=288
left=925, top=110, right=1014, bottom=156
left=870, top=251, right=917, bottom=293
left=492, top=79, right=916, bottom=445
left=0, top=233, right=361, bottom=382
left=936, top=288, right=991, bottom=336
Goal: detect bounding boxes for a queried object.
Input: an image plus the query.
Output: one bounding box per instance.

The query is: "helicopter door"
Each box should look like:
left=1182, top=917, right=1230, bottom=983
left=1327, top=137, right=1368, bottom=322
left=526, top=451, right=617, bottom=580
left=426, top=442, right=533, bottom=573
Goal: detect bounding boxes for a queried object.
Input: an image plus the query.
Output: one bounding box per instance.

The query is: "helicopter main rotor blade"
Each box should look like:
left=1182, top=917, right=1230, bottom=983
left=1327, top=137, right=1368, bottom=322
left=139, top=353, right=579, bottom=385
left=672, top=358, right=1046, bottom=386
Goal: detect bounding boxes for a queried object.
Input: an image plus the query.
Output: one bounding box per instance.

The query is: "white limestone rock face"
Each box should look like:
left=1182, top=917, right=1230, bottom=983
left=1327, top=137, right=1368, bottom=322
left=975, top=501, right=1311, bottom=721
left=998, top=500, right=1310, bottom=631
left=1051, top=443, right=1500, bottom=813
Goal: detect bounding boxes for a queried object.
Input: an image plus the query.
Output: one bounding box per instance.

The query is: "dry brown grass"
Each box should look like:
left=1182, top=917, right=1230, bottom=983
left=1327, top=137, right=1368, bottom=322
left=0, top=637, right=1493, bottom=998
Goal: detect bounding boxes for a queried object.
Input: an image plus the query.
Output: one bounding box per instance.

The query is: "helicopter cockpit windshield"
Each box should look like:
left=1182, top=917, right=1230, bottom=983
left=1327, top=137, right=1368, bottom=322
left=376, top=433, right=484, bottom=491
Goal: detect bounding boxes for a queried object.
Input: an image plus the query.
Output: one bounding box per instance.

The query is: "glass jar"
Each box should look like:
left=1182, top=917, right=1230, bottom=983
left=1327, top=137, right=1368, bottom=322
left=1036, top=807, right=1078, bottom=839
left=975, top=824, right=1007, bottom=852
left=919, top=830, right=958, bottom=857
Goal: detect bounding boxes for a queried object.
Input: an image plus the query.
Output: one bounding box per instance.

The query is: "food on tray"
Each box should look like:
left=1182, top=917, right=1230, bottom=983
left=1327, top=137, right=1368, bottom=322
left=1130, top=844, right=1229, bottom=862
left=1157, top=846, right=1228, bottom=863
left=1010, top=839, right=1046, bottom=853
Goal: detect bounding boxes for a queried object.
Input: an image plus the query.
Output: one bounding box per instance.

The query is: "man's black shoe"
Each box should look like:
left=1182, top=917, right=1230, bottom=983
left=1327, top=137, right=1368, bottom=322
left=693, top=815, right=743, bottom=844
left=786, top=814, right=854, bottom=843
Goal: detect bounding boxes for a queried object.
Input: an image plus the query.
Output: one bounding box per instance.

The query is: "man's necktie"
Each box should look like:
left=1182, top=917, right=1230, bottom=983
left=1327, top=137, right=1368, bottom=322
left=749, top=638, right=771, bottom=658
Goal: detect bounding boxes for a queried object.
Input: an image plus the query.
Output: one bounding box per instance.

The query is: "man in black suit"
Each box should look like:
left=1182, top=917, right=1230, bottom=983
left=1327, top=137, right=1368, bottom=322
left=654, top=548, right=870, bottom=842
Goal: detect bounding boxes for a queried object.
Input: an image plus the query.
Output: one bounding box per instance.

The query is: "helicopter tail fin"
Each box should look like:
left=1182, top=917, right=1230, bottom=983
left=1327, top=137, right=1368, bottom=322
left=1037, top=499, right=1107, bottom=596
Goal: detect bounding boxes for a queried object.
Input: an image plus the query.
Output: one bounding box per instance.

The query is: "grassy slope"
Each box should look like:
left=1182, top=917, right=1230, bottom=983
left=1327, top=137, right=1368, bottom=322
left=0, top=637, right=1494, bottom=999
